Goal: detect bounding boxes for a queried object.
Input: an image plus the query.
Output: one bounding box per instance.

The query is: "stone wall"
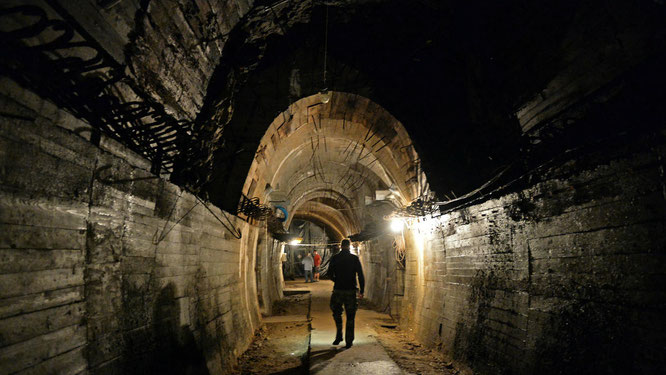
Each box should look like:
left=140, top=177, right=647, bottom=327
left=363, top=135, right=666, bottom=374
left=256, top=235, right=284, bottom=316
left=0, top=78, right=277, bottom=374
left=359, top=236, right=396, bottom=313
left=48, top=0, right=253, bottom=120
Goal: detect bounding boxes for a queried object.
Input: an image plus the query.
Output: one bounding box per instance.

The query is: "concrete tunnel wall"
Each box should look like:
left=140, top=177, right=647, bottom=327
left=1, top=0, right=666, bottom=374
left=2, top=70, right=665, bottom=374
left=0, top=78, right=284, bottom=374
left=359, top=133, right=666, bottom=374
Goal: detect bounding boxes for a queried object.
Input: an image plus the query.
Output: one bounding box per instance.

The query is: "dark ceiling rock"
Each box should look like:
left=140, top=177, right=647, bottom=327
left=170, top=0, right=666, bottom=212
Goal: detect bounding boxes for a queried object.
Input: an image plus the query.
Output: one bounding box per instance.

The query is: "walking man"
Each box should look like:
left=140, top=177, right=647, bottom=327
left=313, top=250, right=322, bottom=281
left=328, top=239, right=365, bottom=348
left=302, top=252, right=314, bottom=283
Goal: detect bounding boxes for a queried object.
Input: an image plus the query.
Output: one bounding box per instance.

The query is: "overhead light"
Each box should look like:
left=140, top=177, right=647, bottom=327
left=319, top=6, right=331, bottom=104
left=390, top=218, right=404, bottom=233
left=289, top=237, right=303, bottom=245
left=319, top=89, right=331, bottom=104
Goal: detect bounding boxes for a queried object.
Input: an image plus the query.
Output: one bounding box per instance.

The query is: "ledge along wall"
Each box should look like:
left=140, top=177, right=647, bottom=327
left=0, top=78, right=282, bottom=374
left=361, top=132, right=666, bottom=374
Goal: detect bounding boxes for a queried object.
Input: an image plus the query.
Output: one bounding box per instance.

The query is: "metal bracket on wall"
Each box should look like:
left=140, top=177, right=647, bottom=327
left=94, top=165, right=161, bottom=185
left=0, top=4, right=199, bottom=176
left=196, top=196, right=243, bottom=239
left=153, top=190, right=200, bottom=245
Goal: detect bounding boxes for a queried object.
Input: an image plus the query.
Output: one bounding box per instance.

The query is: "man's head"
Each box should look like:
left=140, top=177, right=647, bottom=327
left=314, top=250, right=318, bottom=254
left=341, top=239, right=351, bottom=251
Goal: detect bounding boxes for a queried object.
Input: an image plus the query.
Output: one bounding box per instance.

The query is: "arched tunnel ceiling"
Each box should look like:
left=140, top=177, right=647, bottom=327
left=170, top=0, right=666, bottom=213
left=186, top=0, right=553, bottom=211
left=241, top=92, right=421, bottom=239
left=293, top=207, right=348, bottom=242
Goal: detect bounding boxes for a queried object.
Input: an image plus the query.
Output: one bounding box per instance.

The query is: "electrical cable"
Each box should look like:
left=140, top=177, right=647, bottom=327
left=323, top=4, right=329, bottom=87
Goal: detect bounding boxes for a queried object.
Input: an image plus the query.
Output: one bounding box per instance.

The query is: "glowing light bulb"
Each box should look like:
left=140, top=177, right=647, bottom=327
left=390, top=218, right=404, bottom=233
left=319, top=89, right=331, bottom=104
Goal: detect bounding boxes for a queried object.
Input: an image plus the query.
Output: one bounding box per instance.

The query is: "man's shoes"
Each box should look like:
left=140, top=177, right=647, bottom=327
left=332, top=338, right=342, bottom=345
left=345, top=342, right=353, bottom=349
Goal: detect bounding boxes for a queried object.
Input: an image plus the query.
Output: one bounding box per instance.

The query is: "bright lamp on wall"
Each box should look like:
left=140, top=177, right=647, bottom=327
left=390, top=218, right=404, bottom=233
left=319, top=89, right=331, bottom=104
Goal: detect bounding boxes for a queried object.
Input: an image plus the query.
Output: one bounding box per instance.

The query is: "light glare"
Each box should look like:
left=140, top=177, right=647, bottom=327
left=390, top=218, right=404, bottom=233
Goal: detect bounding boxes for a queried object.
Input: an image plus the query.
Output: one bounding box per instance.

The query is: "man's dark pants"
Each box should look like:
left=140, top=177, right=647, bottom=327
left=330, top=289, right=358, bottom=344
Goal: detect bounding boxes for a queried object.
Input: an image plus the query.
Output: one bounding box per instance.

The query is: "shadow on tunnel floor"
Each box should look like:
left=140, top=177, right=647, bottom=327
left=308, top=348, right=343, bottom=373
left=234, top=290, right=313, bottom=375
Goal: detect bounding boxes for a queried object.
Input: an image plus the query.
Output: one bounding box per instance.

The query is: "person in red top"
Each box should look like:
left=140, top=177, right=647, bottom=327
left=313, top=250, right=322, bottom=281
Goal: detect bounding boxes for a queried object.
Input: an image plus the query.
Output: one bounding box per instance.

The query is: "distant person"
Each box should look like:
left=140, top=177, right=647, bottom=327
left=302, top=252, right=314, bottom=283
left=313, top=250, right=322, bottom=281
left=328, top=239, right=365, bottom=348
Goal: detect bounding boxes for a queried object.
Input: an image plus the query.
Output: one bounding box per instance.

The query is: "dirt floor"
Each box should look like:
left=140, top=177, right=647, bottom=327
left=357, top=299, right=464, bottom=375
left=234, top=322, right=310, bottom=375
left=271, top=291, right=311, bottom=316
left=373, top=317, right=464, bottom=375
left=233, top=292, right=311, bottom=375
left=235, top=287, right=468, bottom=375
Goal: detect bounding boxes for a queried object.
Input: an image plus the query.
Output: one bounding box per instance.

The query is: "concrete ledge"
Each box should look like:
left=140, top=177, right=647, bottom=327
left=263, top=315, right=310, bottom=323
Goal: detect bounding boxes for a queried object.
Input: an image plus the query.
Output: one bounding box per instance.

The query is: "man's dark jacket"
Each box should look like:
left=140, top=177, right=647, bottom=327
left=328, top=249, right=365, bottom=294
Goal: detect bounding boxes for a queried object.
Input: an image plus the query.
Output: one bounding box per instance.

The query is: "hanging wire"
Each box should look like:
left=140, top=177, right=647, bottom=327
left=153, top=190, right=201, bottom=245
left=322, top=6, right=329, bottom=87
left=196, top=195, right=243, bottom=239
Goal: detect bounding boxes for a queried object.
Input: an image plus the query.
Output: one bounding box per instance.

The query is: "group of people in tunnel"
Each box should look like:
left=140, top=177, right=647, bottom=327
left=300, top=250, right=321, bottom=282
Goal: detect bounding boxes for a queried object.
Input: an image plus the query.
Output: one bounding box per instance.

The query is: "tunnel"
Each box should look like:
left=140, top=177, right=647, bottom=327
left=0, top=0, right=665, bottom=374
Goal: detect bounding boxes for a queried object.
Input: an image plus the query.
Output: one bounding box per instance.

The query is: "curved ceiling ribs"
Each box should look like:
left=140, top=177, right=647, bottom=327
left=241, top=92, right=425, bottom=239
left=185, top=0, right=534, bottom=213
left=289, top=188, right=360, bottom=236
left=184, top=0, right=629, bottom=224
